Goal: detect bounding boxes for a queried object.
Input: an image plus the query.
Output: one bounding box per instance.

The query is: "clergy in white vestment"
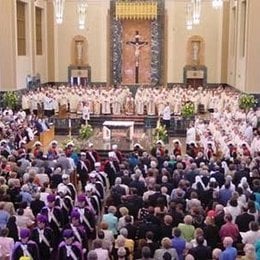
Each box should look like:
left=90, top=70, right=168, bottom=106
left=43, top=93, right=54, bottom=117
left=93, top=95, right=101, bottom=115
left=101, top=94, right=111, bottom=114
left=135, top=93, right=144, bottom=115
left=29, top=94, right=39, bottom=115
left=59, top=91, right=68, bottom=113
left=161, top=102, right=171, bottom=129
left=112, top=95, right=121, bottom=115
left=186, top=123, right=196, bottom=146
left=69, top=90, right=79, bottom=113
left=124, top=94, right=135, bottom=115
left=21, top=94, right=30, bottom=115
left=82, top=101, right=90, bottom=124
left=146, top=94, right=156, bottom=116
left=244, top=123, right=254, bottom=144
left=251, top=135, right=260, bottom=156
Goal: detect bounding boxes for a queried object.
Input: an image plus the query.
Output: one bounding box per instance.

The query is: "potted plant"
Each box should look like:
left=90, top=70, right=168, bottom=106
left=239, top=94, right=257, bottom=112
left=3, top=91, right=18, bottom=110
left=181, top=101, right=195, bottom=118
left=153, top=120, right=168, bottom=144
left=79, top=124, right=94, bottom=140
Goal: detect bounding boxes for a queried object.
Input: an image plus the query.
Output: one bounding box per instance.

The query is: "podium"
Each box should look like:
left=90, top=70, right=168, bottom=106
left=68, top=65, right=91, bottom=86
left=39, top=126, right=55, bottom=147
left=183, top=65, right=207, bottom=87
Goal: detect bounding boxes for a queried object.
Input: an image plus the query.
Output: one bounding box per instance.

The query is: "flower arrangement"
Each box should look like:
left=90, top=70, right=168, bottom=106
left=79, top=124, right=93, bottom=140
left=153, top=120, right=168, bottom=144
left=61, top=137, right=81, bottom=153
left=3, top=91, right=18, bottom=110
left=181, top=101, right=195, bottom=118
left=239, top=94, right=257, bottom=111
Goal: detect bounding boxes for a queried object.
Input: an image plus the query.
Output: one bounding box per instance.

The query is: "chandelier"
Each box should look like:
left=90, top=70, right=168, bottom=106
left=192, top=0, right=201, bottom=25
left=186, top=3, right=193, bottom=30
left=53, top=0, right=65, bottom=24
left=77, top=0, right=88, bottom=30
left=212, top=0, right=223, bottom=9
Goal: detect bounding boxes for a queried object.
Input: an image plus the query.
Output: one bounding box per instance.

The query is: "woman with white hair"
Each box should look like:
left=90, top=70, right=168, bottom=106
left=241, top=244, right=256, bottom=260
left=117, top=207, right=134, bottom=231
left=154, top=237, right=179, bottom=260
left=220, top=237, right=237, bottom=259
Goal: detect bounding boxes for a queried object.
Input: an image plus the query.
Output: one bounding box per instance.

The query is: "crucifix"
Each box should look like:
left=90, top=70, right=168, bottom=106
left=126, top=31, right=148, bottom=84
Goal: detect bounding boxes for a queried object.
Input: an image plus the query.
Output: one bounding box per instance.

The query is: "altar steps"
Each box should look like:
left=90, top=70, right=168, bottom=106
left=53, top=114, right=188, bottom=137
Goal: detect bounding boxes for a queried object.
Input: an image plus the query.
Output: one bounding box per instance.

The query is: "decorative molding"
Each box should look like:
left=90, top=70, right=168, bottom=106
left=115, top=1, right=158, bottom=20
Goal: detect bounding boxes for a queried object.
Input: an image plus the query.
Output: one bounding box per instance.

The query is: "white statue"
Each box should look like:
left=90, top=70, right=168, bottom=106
left=192, top=41, right=200, bottom=63
left=76, top=41, right=83, bottom=64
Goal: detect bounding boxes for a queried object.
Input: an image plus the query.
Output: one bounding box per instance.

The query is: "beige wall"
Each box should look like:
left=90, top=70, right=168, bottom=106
left=166, top=1, right=223, bottom=83
left=0, top=0, right=16, bottom=90
left=15, top=0, right=48, bottom=89
left=245, top=0, right=260, bottom=93
left=227, top=0, right=260, bottom=93
left=0, top=0, right=48, bottom=90
left=54, top=0, right=109, bottom=82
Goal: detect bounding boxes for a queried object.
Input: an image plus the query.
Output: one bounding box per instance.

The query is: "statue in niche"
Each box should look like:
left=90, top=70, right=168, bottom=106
left=187, top=35, right=204, bottom=66
left=76, top=40, right=84, bottom=65
left=71, top=35, right=87, bottom=66
left=192, top=41, right=200, bottom=64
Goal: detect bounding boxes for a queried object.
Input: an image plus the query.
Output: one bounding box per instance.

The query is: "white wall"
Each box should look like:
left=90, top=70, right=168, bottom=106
left=166, top=0, right=223, bottom=83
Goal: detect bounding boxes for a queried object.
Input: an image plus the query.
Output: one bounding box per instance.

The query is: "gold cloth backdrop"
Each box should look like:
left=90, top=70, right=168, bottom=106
left=122, top=20, right=151, bottom=84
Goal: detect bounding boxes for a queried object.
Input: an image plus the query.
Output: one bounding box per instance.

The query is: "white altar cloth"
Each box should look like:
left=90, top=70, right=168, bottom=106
left=102, top=121, right=134, bottom=141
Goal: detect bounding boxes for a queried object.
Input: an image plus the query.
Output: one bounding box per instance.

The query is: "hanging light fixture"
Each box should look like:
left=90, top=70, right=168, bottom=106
left=186, top=3, right=193, bottom=30
left=53, top=0, right=65, bottom=24
left=77, top=0, right=88, bottom=30
left=212, top=0, right=223, bottom=9
left=192, top=0, right=201, bottom=25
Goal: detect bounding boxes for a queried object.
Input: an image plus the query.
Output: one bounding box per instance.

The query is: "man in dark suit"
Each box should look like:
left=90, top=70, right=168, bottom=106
left=125, top=215, right=137, bottom=240
left=104, top=152, right=120, bottom=187
left=85, top=143, right=100, bottom=172
left=148, top=184, right=166, bottom=207
left=76, top=152, right=90, bottom=190
left=30, top=193, right=45, bottom=217
left=235, top=206, right=255, bottom=232
left=189, top=235, right=211, bottom=260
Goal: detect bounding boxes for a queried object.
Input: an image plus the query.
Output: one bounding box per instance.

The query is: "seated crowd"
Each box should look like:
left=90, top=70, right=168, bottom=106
left=0, top=92, right=259, bottom=260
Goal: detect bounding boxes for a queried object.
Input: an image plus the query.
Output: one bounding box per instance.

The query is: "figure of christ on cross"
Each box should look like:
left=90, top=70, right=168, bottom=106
left=126, top=31, right=148, bottom=84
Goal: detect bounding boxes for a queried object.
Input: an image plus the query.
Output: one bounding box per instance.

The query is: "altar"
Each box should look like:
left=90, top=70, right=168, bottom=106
left=103, top=121, right=134, bottom=141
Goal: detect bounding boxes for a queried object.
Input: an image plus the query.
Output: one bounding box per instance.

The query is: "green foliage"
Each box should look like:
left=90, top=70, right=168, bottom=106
left=181, top=101, right=195, bottom=118
left=79, top=124, right=93, bottom=140
left=153, top=120, right=168, bottom=144
left=239, top=94, right=257, bottom=111
left=61, top=137, right=81, bottom=153
left=3, top=91, right=18, bottom=109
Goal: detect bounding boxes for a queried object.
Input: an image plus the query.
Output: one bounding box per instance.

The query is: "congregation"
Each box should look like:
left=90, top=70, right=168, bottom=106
left=0, top=85, right=259, bottom=260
